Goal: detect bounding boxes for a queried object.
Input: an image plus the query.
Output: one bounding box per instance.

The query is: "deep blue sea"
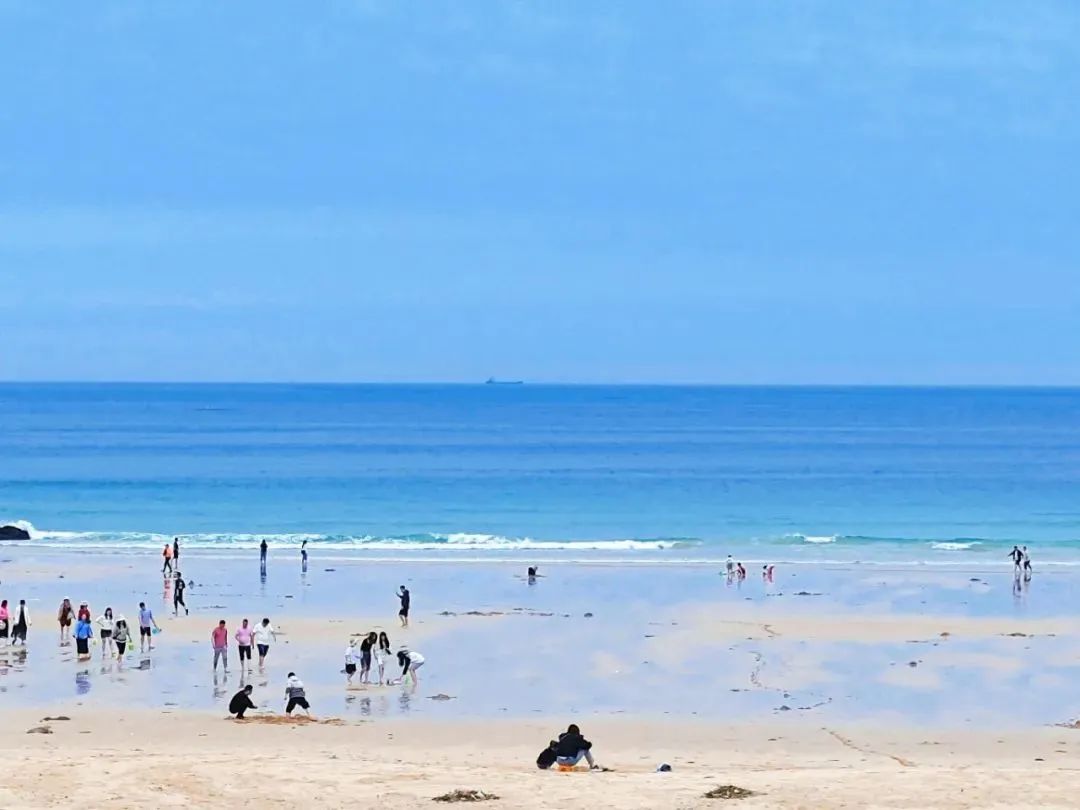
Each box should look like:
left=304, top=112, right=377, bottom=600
left=3, top=384, right=1080, bottom=564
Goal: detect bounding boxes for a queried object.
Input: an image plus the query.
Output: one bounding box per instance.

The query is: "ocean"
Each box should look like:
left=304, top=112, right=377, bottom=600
left=3, top=383, right=1080, bottom=565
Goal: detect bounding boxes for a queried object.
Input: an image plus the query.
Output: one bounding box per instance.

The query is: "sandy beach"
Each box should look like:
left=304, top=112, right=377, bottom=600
left=4, top=710, right=1080, bottom=809
left=0, top=549, right=1078, bottom=807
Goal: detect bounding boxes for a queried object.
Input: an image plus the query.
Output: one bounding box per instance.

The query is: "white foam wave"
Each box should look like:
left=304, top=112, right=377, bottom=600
left=795, top=534, right=839, bottom=544
left=931, top=541, right=981, bottom=551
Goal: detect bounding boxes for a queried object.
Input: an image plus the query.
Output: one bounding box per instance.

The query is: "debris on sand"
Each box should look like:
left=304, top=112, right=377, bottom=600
left=703, top=785, right=756, bottom=800
left=432, top=789, right=500, bottom=802
left=1055, top=720, right=1080, bottom=729
left=41, top=716, right=71, bottom=721
left=26, top=726, right=53, bottom=734
left=428, top=694, right=456, bottom=701
left=232, top=715, right=345, bottom=726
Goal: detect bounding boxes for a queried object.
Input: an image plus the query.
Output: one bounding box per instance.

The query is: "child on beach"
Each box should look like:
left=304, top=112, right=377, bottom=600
left=396, top=647, right=425, bottom=686
left=375, top=631, right=391, bottom=684
left=212, top=620, right=229, bottom=673
left=344, top=638, right=359, bottom=684
left=285, top=672, right=311, bottom=716
left=235, top=618, right=254, bottom=670
left=74, top=614, right=94, bottom=661
left=230, top=684, right=256, bottom=719
left=253, top=617, right=277, bottom=668
left=397, top=586, right=410, bottom=628
left=113, top=617, right=131, bottom=661
left=58, top=598, right=74, bottom=643
left=173, top=571, right=189, bottom=616
left=96, top=608, right=115, bottom=658
left=11, top=600, right=30, bottom=646
left=138, top=602, right=159, bottom=652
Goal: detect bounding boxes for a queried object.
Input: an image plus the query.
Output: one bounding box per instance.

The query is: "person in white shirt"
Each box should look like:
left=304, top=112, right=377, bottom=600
left=396, top=647, right=425, bottom=686
left=95, top=608, right=116, bottom=658
left=344, top=638, right=359, bottom=684
left=253, top=618, right=277, bottom=669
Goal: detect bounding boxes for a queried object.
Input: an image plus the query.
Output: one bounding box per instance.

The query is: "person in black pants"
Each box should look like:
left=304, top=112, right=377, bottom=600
left=173, top=572, right=189, bottom=616
left=397, top=586, right=410, bottom=628
left=229, top=685, right=256, bottom=719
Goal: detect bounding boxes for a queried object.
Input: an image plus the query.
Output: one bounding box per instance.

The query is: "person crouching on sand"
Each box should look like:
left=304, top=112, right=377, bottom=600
left=230, top=684, right=256, bottom=719
left=285, top=672, right=311, bottom=717
left=554, top=724, right=600, bottom=770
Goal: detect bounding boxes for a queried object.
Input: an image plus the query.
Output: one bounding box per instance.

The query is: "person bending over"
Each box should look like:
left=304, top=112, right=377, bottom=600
left=285, top=672, right=311, bottom=717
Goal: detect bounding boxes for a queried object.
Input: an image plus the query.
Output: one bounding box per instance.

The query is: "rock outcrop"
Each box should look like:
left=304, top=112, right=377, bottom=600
left=0, top=525, right=31, bottom=541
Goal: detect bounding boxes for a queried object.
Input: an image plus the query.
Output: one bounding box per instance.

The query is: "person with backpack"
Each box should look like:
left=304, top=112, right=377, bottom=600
left=537, top=724, right=600, bottom=770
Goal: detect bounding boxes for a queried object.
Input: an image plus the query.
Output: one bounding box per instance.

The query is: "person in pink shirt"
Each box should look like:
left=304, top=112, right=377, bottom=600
left=0, top=600, right=9, bottom=642
left=235, top=618, right=254, bottom=671
left=211, top=619, right=229, bottom=673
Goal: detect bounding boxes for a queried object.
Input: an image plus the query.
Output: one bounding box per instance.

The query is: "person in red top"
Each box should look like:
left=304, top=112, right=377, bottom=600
left=211, top=620, right=229, bottom=673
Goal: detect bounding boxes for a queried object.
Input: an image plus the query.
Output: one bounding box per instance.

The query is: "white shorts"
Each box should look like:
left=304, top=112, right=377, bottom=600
left=409, top=661, right=424, bottom=672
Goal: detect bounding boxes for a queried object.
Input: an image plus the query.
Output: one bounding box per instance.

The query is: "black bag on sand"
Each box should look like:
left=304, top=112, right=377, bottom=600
left=536, top=744, right=557, bottom=770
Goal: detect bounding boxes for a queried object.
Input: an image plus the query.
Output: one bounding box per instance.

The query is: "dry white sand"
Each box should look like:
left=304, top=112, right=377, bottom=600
left=3, top=710, right=1080, bottom=809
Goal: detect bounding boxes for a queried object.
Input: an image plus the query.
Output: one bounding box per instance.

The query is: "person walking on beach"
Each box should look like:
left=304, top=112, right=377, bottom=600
left=162, top=543, right=174, bottom=575
left=253, top=617, right=277, bottom=669
left=96, top=607, right=115, bottom=658
left=1008, top=546, right=1023, bottom=572
left=173, top=537, right=180, bottom=565
left=212, top=619, right=229, bottom=673
left=113, top=616, right=131, bottom=661
left=138, top=602, right=159, bottom=652
left=552, top=724, right=600, bottom=771
left=725, top=556, right=735, bottom=576
left=74, top=613, right=94, bottom=661
left=301, top=540, right=308, bottom=573
left=235, top=618, right=254, bottom=671
left=0, top=599, right=9, bottom=643
left=259, top=538, right=268, bottom=572
left=1022, top=546, right=1033, bottom=579
left=230, top=684, right=256, bottom=719
left=397, top=585, right=410, bottom=628
left=11, top=599, right=30, bottom=646
left=173, top=571, right=189, bottom=616
left=344, top=638, right=360, bottom=684
left=375, top=631, right=392, bottom=684
left=396, top=647, right=425, bottom=686
left=285, top=672, right=311, bottom=716
left=58, top=598, right=74, bottom=644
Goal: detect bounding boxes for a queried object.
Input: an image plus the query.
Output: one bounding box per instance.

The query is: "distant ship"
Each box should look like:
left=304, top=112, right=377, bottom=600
left=485, top=378, right=524, bottom=385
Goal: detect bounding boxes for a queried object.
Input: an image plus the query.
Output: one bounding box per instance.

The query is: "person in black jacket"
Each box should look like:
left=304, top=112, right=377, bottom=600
left=554, top=724, right=599, bottom=770
left=229, top=685, right=256, bottom=719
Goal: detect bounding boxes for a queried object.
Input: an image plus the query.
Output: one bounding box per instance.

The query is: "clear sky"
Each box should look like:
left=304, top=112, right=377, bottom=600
left=2, top=1, right=1078, bottom=384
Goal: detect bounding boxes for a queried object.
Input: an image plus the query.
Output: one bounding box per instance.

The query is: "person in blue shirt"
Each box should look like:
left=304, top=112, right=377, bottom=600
left=74, top=615, right=94, bottom=661
left=138, top=602, right=159, bottom=653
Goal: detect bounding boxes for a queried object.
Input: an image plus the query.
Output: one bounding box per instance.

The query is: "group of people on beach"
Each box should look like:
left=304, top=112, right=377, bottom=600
left=725, top=556, right=775, bottom=582
left=211, top=617, right=278, bottom=673
left=51, top=598, right=161, bottom=662
left=0, top=598, right=31, bottom=646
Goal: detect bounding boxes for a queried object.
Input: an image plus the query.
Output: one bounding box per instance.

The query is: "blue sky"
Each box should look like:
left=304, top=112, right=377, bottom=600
left=2, top=1, right=1078, bottom=383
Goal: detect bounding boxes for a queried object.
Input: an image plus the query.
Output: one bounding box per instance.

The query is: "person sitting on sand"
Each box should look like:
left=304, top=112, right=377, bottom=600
left=554, top=724, right=600, bottom=770
left=58, top=598, right=74, bottom=643
left=396, top=647, right=425, bottom=686
left=230, top=684, right=256, bottom=719
left=285, top=672, right=311, bottom=716
left=74, top=614, right=94, bottom=661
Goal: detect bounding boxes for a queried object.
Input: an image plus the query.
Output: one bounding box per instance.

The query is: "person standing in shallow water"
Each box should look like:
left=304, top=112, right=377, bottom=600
left=397, top=586, right=410, bottom=628
left=173, top=537, right=180, bottom=566
left=259, top=539, right=268, bottom=572
left=11, top=600, right=30, bottom=646
left=301, top=540, right=308, bottom=572
left=212, top=619, right=229, bottom=673
left=57, top=598, right=74, bottom=643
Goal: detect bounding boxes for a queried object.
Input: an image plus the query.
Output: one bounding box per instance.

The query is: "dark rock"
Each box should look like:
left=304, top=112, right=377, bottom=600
left=0, top=525, right=30, bottom=541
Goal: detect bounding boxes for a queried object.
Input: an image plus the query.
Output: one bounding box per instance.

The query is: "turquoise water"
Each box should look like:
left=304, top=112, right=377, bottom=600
left=3, top=384, right=1080, bottom=564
